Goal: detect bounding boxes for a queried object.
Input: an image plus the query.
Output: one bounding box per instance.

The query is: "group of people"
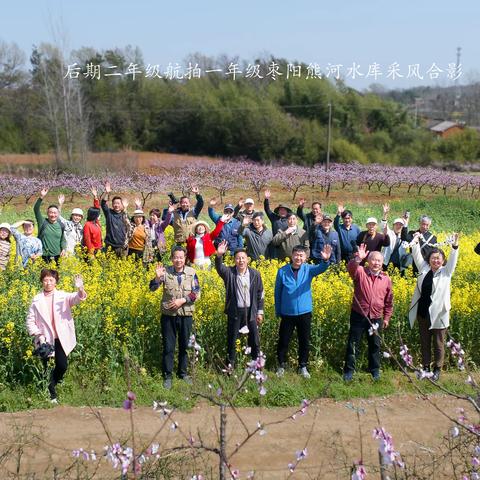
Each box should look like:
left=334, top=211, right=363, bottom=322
left=11, top=185, right=471, bottom=399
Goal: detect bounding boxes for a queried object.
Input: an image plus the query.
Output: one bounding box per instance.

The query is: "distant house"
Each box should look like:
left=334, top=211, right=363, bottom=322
left=429, top=121, right=464, bottom=138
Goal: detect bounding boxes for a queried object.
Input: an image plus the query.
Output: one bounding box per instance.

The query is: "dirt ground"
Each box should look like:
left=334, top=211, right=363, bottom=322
left=0, top=393, right=472, bottom=479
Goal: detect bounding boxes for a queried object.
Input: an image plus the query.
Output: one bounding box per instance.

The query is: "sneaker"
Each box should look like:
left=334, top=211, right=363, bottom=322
left=50, top=398, right=58, bottom=405
left=371, top=370, right=381, bottom=381
left=163, top=378, right=173, bottom=390
left=276, top=367, right=285, bottom=378
left=432, top=368, right=441, bottom=382
left=181, top=376, right=193, bottom=385
left=343, top=371, right=354, bottom=382
left=298, top=367, right=311, bottom=379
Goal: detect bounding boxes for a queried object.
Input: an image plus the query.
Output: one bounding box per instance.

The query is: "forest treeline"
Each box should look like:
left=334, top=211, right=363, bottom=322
left=1, top=41, right=480, bottom=169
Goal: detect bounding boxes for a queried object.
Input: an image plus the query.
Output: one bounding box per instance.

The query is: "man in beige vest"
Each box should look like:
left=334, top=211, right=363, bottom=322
left=149, top=246, right=201, bottom=389
left=171, top=186, right=204, bottom=244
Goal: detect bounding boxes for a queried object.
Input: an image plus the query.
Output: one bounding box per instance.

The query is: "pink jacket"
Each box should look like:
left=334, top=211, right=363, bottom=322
left=26, top=289, right=87, bottom=356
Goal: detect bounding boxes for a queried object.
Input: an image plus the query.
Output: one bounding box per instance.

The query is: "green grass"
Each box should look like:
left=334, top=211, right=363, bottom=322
left=0, top=365, right=475, bottom=412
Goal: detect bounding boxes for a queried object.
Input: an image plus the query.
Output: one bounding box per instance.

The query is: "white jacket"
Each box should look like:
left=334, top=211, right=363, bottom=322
left=408, top=243, right=459, bottom=329
left=381, top=221, right=408, bottom=266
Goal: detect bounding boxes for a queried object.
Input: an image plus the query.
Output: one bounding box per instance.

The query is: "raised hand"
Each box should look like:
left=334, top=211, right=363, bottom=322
left=134, top=198, right=142, bottom=209
left=155, top=263, right=166, bottom=279
left=242, top=216, right=251, bottom=226
left=356, top=243, right=369, bottom=261
left=209, top=197, right=218, bottom=207
left=452, top=232, right=459, bottom=246
left=58, top=194, right=65, bottom=206
left=217, top=239, right=228, bottom=256
left=40, top=188, right=49, bottom=199
left=122, top=198, right=129, bottom=209
left=220, top=213, right=232, bottom=223
left=264, top=189, right=271, bottom=200
left=285, top=226, right=296, bottom=235
left=168, top=202, right=175, bottom=213
left=320, top=244, right=332, bottom=261
left=382, top=203, right=390, bottom=216
left=314, top=214, right=324, bottom=225
left=298, top=198, right=306, bottom=207
left=237, top=197, right=244, bottom=208
left=73, top=274, right=84, bottom=289
left=104, top=181, right=111, bottom=194
left=337, top=204, right=345, bottom=215
left=191, top=186, right=199, bottom=195
left=90, top=185, right=98, bottom=198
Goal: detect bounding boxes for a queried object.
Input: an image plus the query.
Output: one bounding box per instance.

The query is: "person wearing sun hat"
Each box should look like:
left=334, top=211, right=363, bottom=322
left=128, top=207, right=148, bottom=260
left=208, top=199, right=244, bottom=254
left=57, top=194, right=84, bottom=255
left=186, top=214, right=229, bottom=268
left=8, top=218, right=43, bottom=267
left=381, top=211, right=412, bottom=274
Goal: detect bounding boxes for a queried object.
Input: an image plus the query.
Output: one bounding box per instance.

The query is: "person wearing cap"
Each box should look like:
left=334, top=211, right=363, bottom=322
left=296, top=198, right=323, bottom=240
left=128, top=201, right=148, bottom=260
left=334, top=204, right=361, bottom=262
left=185, top=214, right=228, bottom=268
left=215, top=240, right=264, bottom=369
left=101, top=180, right=132, bottom=258
left=311, top=214, right=341, bottom=265
left=57, top=194, right=85, bottom=255
left=170, top=186, right=204, bottom=244
left=208, top=198, right=244, bottom=254
left=149, top=246, right=201, bottom=389
left=343, top=243, right=393, bottom=381
left=381, top=207, right=411, bottom=274
left=271, top=213, right=310, bottom=261
left=275, top=244, right=332, bottom=379
left=0, top=223, right=12, bottom=270
left=34, top=188, right=66, bottom=264
left=239, top=212, right=273, bottom=260
left=234, top=197, right=257, bottom=225
left=8, top=219, right=43, bottom=267
left=356, top=205, right=390, bottom=265
left=263, top=189, right=291, bottom=236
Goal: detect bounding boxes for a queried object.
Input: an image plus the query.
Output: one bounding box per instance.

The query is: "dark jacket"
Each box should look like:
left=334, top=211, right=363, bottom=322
left=101, top=199, right=131, bottom=249
left=263, top=199, right=289, bottom=236
left=356, top=230, right=390, bottom=265
left=475, top=242, right=480, bottom=255
left=215, top=256, right=264, bottom=324
left=296, top=206, right=316, bottom=237
left=239, top=224, right=273, bottom=260
left=402, top=229, right=437, bottom=261
left=311, top=227, right=341, bottom=264
left=334, top=215, right=361, bottom=261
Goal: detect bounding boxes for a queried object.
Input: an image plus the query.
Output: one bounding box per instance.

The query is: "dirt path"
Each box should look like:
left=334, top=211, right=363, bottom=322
left=0, top=394, right=471, bottom=479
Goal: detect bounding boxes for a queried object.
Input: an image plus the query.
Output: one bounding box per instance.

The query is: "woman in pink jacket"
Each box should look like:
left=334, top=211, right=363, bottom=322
left=26, top=269, right=87, bottom=403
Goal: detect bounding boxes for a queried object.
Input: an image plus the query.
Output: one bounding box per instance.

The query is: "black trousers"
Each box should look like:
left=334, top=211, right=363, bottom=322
left=161, top=315, right=192, bottom=379
left=42, top=255, right=60, bottom=265
left=42, top=339, right=68, bottom=399
left=344, top=310, right=382, bottom=374
left=226, top=307, right=260, bottom=367
left=277, top=313, right=312, bottom=368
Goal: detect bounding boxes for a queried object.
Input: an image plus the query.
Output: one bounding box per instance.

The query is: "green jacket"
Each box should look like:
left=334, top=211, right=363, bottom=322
left=34, top=198, right=66, bottom=257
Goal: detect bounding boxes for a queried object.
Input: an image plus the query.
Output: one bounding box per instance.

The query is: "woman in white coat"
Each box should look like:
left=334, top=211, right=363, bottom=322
left=408, top=233, right=459, bottom=381
left=26, top=269, right=87, bottom=402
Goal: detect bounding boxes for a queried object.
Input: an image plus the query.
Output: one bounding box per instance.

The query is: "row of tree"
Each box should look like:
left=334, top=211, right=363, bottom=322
left=1, top=41, right=480, bottom=169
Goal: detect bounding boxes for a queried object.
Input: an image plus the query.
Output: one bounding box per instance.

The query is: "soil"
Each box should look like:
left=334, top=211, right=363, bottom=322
left=0, top=393, right=472, bottom=479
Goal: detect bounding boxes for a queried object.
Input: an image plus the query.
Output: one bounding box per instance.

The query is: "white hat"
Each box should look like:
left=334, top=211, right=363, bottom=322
left=366, top=217, right=378, bottom=225
left=0, top=223, right=11, bottom=233
left=393, top=218, right=405, bottom=225
left=71, top=208, right=84, bottom=217
left=244, top=198, right=254, bottom=205
left=133, top=209, right=145, bottom=217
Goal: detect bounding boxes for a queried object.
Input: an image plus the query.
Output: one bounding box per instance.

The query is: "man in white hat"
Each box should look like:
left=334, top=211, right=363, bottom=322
left=355, top=204, right=390, bottom=265
left=58, top=194, right=84, bottom=255
left=234, top=197, right=257, bottom=225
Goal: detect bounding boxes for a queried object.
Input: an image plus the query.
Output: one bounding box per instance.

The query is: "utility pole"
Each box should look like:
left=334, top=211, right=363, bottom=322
left=454, top=46, right=462, bottom=110
left=326, top=102, right=332, bottom=171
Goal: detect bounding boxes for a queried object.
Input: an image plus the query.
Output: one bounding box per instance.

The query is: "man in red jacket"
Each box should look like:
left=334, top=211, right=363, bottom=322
left=343, top=243, right=393, bottom=381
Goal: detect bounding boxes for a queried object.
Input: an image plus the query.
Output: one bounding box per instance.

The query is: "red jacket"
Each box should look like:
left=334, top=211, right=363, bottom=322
left=347, top=259, right=393, bottom=322
left=186, top=220, right=224, bottom=263
left=83, top=198, right=102, bottom=253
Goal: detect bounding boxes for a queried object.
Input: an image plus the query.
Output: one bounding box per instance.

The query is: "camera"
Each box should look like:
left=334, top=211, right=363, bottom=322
left=404, top=211, right=410, bottom=218
left=168, top=192, right=179, bottom=204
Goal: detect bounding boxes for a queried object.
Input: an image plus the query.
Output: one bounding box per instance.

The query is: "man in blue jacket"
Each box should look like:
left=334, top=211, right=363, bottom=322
left=208, top=199, right=243, bottom=254
left=275, top=243, right=332, bottom=379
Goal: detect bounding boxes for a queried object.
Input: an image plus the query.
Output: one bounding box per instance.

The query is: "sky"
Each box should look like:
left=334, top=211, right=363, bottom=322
left=2, top=0, right=479, bottom=90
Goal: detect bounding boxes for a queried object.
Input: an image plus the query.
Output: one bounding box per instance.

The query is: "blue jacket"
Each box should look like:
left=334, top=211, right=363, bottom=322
left=274, top=262, right=329, bottom=317
left=311, top=227, right=341, bottom=264
left=333, top=215, right=361, bottom=261
left=208, top=207, right=243, bottom=252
